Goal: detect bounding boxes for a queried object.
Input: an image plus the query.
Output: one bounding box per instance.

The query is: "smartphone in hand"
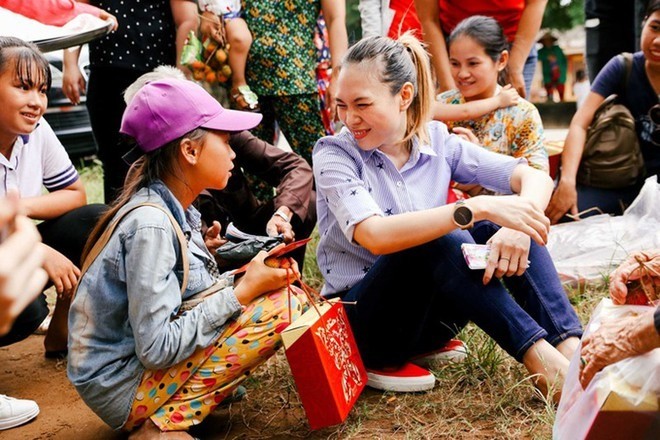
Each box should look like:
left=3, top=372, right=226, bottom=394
left=461, top=243, right=490, bottom=270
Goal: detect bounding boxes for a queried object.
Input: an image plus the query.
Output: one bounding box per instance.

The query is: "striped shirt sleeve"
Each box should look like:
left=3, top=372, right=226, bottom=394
left=39, top=119, right=80, bottom=191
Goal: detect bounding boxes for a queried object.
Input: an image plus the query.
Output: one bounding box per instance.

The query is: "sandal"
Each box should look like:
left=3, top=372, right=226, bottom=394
left=230, top=85, right=260, bottom=112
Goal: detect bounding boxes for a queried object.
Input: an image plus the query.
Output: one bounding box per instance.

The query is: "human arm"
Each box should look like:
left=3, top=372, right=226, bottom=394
left=353, top=164, right=551, bottom=255
left=170, top=0, right=199, bottom=72
left=433, top=85, right=519, bottom=121
left=609, top=250, right=660, bottom=304
left=230, top=131, right=314, bottom=237
left=545, top=91, right=604, bottom=223
left=62, top=46, right=85, bottom=105
left=358, top=0, right=385, bottom=38
left=507, top=0, right=547, bottom=98
left=415, top=0, right=454, bottom=92
left=126, top=213, right=294, bottom=369
left=19, top=179, right=86, bottom=220
left=322, top=0, right=349, bottom=121
left=580, top=308, right=660, bottom=388
left=0, top=195, right=48, bottom=336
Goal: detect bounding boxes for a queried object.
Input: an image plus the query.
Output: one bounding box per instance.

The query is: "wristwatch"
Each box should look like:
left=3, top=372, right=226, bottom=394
left=452, top=200, right=474, bottom=229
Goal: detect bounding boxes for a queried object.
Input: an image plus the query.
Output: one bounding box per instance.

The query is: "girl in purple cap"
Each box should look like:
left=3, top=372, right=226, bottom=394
left=68, top=78, right=307, bottom=438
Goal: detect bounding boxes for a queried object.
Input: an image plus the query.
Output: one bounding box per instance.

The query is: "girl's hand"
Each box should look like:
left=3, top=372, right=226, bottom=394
left=476, top=195, right=550, bottom=246
left=496, top=84, right=520, bottom=108
left=42, top=245, right=81, bottom=299
left=482, top=227, right=530, bottom=284
left=452, top=126, right=479, bottom=144
left=233, top=246, right=300, bottom=305
left=204, top=220, right=227, bottom=254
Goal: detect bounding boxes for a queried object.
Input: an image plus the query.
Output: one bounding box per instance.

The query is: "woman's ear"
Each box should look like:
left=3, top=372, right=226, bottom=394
left=498, top=50, right=510, bottom=72
left=399, top=82, right=415, bottom=111
left=180, top=138, right=198, bottom=166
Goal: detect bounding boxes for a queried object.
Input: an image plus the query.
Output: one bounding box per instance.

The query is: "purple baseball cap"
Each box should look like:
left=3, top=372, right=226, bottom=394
left=120, top=78, right=262, bottom=162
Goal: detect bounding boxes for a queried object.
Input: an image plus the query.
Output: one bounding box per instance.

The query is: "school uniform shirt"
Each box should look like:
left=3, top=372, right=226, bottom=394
left=438, top=89, right=548, bottom=173
left=0, top=119, right=79, bottom=197
left=68, top=180, right=241, bottom=430
left=591, top=51, right=660, bottom=177
left=312, top=121, right=526, bottom=295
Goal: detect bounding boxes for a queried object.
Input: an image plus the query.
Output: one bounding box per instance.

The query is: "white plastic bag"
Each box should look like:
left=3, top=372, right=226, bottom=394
left=553, top=299, right=660, bottom=440
left=548, top=176, right=660, bottom=285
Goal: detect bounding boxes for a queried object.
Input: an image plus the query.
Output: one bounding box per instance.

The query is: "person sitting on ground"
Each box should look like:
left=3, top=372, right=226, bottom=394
left=123, top=66, right=316, bottom=269
left=197, top=0, right=259, bottom=111
left=0, top=194, right=48, bottom=431
left=546, top=0, right=660, bottom=223
left=68, top=78, right=308, bottom=438
left=0, top=37, right=106, bottom=358
left=579, top=250, right=660, bottom=387
left=313, top=32, right=582, bottom=401
left=436, top=16, right=548, bottom=197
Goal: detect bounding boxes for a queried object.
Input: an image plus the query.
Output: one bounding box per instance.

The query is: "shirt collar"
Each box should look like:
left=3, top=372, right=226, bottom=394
left=139, top=180, right=202, bottom=238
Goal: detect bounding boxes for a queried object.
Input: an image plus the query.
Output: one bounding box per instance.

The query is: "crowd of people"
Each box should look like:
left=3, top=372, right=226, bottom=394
left=0, top=0, right=659, bottom=438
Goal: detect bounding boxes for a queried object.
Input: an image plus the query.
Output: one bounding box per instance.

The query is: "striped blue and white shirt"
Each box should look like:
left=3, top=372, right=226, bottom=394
left=313, top=120, right=525, bottom=295
left=0, top=119, right=79, bottom=197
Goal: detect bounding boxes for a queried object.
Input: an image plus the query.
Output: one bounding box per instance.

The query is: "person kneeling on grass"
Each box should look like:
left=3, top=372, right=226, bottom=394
left=313, top=33, right=582, bottom=400
left=67, top=78, right=307, bottom=438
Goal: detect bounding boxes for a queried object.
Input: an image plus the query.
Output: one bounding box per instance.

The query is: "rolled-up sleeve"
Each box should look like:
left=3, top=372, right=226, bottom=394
left=314, top=139, right=383, bottom=242
left=445, top=132, right=527, bottom=195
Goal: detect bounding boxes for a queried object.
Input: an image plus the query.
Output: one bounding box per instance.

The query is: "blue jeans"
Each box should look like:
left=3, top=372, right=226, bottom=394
left=522, top=46, right=538, bottom=99
left=341, top=222, right=582, bottom=369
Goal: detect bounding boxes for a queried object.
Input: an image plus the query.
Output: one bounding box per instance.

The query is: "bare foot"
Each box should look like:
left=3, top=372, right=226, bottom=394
left=555, top=336, right=580, bottom=360
left=128, top=419, right=194, bottom=439
left=522, top=339, right=569, bottom=404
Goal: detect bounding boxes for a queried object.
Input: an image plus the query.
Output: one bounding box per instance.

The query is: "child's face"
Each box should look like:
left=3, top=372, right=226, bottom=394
left=335, top=63, right=408, bottom=151
left=449, top=36, right=504, bottom=101
left=196, top=130, right=235, bottom=190
left=641, top=11, right=660, bottom=65
left=0, top=58, right=48, bottom=144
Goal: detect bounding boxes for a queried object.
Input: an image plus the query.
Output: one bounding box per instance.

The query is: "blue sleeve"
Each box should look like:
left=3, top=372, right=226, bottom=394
left=591, top=55, right=625, bottom=98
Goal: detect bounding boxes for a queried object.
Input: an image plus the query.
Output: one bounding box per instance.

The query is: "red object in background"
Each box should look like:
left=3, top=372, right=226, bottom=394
left=546, top=141, right=564, bottom=180
left=387, top=0, right=422, bottom=39
left=282, top=301, right=367, bottom=430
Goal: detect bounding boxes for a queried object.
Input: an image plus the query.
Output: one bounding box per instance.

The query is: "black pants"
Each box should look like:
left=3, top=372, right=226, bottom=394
left=87, top=66, right=149, bottom=204
left=0, top=204, right=106, bottom=347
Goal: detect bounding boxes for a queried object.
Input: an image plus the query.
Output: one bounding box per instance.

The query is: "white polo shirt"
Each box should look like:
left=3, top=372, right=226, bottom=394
left=0, top=119, right=79, bottom=198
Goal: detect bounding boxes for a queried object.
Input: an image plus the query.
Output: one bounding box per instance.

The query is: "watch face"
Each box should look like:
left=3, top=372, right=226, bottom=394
left=454, top=206, right=473, bottom=226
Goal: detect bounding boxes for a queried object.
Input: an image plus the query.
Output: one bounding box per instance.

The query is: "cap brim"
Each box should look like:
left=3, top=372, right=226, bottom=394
left=122, top=145, right=145, bottom=165
left=201, top=109, right=263, bottom=133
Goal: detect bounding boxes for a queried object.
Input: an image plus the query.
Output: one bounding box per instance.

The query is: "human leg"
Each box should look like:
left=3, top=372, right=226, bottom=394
left=575, top=182, right=642, bottom=217
left=0, top=294, right=48, bottom=347
left=272, top=94, right=327, bottom=165
left=225, top=18, right=251, bottom=88
left=124, top=288, right=306, bottom=432
left=37, top=204, right=107, bottom=354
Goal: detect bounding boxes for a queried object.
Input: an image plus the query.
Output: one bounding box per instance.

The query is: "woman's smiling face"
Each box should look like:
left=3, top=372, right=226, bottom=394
left=335, top=62, right=409, bottom=151
left=449, top=35, right=507, bottom=101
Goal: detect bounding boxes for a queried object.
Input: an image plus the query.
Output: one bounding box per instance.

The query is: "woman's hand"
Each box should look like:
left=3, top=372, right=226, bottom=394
left=233, top=245, right=300, bottom=305
left=609, top=251, right=660, bottom=304
left=580, top=310, right=660, bottom=388
left=42, top=244, right=81, bottom=299
left=452, top=126, right=479, bottom=144
left=474, top=195, right=550, bottom=246
left=62, top=48, right=86, bottom=105
left=204, top=220, right=227, bottom=254
left=482, top=227, right=530, bottom=284
left=546, top=179, right=579, bottom=224
left=496, top=84, right=520, bottom=109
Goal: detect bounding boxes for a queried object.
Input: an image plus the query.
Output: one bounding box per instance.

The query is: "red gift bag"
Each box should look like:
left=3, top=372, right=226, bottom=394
left=281, top=299, right=367, bottom=430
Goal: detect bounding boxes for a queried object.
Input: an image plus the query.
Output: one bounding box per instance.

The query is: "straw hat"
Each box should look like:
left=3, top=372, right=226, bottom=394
left=538, top=31, right=558, bottom=44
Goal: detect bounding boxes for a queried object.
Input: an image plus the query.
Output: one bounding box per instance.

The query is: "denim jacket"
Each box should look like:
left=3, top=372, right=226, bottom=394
left=67, top=181, right=242, bottom=430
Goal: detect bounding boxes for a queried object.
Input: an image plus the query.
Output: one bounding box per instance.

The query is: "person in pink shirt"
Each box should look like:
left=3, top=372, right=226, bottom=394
left=0, top=0, right=116, bottom=27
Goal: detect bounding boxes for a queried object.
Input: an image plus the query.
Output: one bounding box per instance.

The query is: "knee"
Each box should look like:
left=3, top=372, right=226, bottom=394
left=228, top=28, right=252, bottom=50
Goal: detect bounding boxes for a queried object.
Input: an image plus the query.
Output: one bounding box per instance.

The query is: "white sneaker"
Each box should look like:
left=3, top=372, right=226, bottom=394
left=0, top=395, right=39, bottom=430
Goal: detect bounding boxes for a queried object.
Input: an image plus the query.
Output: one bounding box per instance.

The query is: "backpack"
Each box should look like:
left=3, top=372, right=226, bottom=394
left=577, top=53, right=646, bottom=189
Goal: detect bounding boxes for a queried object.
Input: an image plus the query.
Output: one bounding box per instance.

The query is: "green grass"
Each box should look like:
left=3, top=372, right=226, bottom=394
left=77, top=161, right=610, bottom=439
